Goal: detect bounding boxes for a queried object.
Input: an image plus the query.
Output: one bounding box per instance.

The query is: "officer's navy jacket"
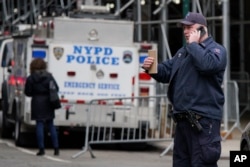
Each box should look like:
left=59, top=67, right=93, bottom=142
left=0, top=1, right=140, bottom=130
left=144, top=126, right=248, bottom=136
left=150, top=36, right=227, bottom=120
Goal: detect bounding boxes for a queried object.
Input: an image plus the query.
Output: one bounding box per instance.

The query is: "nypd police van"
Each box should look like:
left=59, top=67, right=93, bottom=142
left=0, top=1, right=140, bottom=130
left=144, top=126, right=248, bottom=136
left=1, top=13, right=158, bottom=146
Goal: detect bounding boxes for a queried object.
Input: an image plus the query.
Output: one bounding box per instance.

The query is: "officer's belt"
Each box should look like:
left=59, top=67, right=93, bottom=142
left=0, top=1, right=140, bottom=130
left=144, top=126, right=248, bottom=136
left=173, top=112, right=202, bottom=122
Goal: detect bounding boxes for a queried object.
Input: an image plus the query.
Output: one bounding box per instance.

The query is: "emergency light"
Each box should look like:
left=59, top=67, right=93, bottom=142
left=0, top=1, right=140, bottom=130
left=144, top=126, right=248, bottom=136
left=98, top=100, right=107, bottom=105
left=139, top=73, right=151, bottom=80
left=109, top=73, right=118, bottom=78
left=140, top=43, right=152, bottom=50
left=33, top=38, right=46, bottom=45
left=67, top=71, right=76, bottom=76
left=32, top=38, right=47, bottom=58
left=139, top=43, right=153, bottom=64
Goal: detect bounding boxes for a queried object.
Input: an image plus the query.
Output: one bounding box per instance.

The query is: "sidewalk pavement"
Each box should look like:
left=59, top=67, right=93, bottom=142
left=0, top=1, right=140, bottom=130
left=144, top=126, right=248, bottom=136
left=157, top=135, right=241, bottom=159
left=220, top=123, right=245, bottom=159
left=221, top=139, right=241, bottom=159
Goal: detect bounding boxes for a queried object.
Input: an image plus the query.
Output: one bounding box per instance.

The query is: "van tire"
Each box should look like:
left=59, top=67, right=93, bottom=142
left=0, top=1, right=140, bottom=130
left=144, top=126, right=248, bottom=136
left=1, top=83, right=13, bottom=138
left=14, top=101, right=26, bottom=146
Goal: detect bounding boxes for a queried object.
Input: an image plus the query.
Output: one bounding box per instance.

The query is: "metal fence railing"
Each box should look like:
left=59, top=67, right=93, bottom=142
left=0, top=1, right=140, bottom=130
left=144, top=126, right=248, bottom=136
left=231, top=71, right=250, bottom=117
left=72, top=95, right=175, bottom=158
left=222, top=80, right=243, bottom=140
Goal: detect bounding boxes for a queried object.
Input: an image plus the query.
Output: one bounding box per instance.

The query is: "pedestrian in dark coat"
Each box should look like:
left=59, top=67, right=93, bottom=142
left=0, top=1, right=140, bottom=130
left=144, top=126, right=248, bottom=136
left=24, top=58, right=60, bottom=156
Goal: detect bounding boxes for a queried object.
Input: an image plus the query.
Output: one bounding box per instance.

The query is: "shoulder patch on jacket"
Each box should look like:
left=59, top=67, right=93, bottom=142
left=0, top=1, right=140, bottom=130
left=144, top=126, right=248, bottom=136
left=213, top=48, right=221, bottom=54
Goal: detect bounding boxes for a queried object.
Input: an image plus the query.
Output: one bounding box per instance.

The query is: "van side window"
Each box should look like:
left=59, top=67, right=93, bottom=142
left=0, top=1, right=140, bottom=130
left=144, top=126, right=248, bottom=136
left=1, top=42, right=13, bottom=67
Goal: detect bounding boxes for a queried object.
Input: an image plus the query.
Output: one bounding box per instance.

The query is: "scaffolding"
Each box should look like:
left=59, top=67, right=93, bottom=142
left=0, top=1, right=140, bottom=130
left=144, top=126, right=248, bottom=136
left=0, top=0, right=230, bottom=61
left=0, top=1, right=230, bottom=66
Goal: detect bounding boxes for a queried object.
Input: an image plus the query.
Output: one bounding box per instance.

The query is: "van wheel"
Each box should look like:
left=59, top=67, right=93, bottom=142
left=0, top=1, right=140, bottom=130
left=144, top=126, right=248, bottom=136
left=14, top=118, right=21, bottom=146
left=14, top=102, right=25, bottom=146
left=1, top=85, right=13, bottom=138
left=1, top=109, right=13, bottom=138
left=14, top=119, right=26, bottom=146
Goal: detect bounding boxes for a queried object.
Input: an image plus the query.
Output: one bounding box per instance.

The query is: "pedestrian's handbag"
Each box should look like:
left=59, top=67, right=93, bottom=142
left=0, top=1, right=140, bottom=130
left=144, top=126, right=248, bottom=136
left=49, top=80, right=61, bottom=109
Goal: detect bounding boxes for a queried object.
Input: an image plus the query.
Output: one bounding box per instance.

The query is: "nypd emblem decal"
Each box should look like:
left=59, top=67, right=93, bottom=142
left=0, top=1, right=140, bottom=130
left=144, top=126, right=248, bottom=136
left=123, top=51, right=132, bottom=64
left=53, top=47, right=64, bottom=60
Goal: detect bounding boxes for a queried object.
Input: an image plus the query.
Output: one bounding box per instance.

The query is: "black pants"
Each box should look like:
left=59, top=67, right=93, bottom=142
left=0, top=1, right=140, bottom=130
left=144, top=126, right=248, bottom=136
left=173, top=117, right=221, bottom=167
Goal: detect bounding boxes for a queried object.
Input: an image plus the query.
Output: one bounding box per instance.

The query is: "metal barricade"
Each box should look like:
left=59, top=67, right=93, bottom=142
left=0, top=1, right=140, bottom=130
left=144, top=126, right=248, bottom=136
left=72, top=95, right=175, bottom=158
left=231, top=72, right=250, bottom=117
left=222, top=80, right=243, bottom=140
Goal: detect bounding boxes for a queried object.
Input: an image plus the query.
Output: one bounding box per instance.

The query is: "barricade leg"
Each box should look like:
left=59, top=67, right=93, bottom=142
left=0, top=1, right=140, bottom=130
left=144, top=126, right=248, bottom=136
left=222, top=123, right=243, bottom=141
left=72, top=146, right=87, bottom=159
left=72, top=145, right=96, bottom=159
left=160, top=141, right=174, bottom=157
left=88, top=145, right=96, bottom=158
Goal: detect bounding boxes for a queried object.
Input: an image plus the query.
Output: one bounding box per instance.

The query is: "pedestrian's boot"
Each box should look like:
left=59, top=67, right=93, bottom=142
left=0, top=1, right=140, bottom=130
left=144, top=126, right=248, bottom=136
left=36, top=148, right=45, bottom=156
left=54, top=148, right=59, bottom=156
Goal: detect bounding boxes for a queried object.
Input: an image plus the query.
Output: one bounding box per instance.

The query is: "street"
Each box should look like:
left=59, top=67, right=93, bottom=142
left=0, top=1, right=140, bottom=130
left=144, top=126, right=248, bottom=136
left=0, top=138, right=172, bottom=167
left=0, top=138, right=231, bottom=167
left=0, top=111, right=233, bottom=167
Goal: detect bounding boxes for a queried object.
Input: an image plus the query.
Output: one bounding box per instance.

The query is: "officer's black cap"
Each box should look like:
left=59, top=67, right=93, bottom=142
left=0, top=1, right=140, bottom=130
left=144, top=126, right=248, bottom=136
left=180, top=12, right=207, bottom=26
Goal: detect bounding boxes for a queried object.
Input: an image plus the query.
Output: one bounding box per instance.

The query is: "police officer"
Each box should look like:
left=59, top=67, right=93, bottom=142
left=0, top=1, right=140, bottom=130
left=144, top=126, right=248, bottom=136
left=142, top=12, right=227, bottom=167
